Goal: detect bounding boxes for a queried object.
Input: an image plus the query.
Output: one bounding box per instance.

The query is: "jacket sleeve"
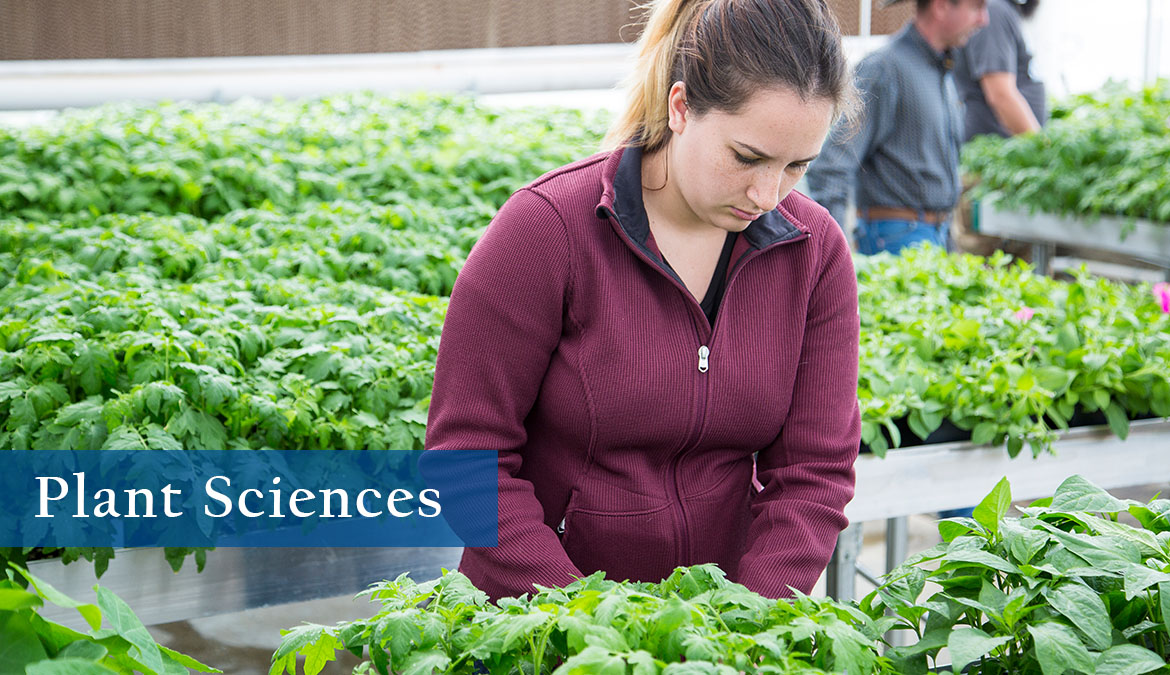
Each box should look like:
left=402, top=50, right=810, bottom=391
left=805, top=55, right=899, bottom=228
left=424, top=187, right=585, bottom=597
left=736, top=219, right=861, bottom=598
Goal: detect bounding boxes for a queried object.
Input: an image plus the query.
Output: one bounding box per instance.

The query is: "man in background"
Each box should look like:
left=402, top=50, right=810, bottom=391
left=806, top=0, right=989, bottom=254
left=954, top=0, right=1044, bottom=139
left=951, top=0, right=1045, bottom=259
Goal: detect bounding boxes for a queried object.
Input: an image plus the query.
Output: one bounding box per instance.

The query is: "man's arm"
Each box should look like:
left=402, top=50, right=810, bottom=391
left=980, top=71, right=1040, bottom=135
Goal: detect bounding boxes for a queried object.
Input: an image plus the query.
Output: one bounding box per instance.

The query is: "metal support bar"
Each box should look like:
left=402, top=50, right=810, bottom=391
left=826, top=524, right=864, bottom=602
left=1031, top=242, right=1054, bottom=276
left=885, top=517, right=909, bottom=574
left=855, top=563, right=884, bottom=588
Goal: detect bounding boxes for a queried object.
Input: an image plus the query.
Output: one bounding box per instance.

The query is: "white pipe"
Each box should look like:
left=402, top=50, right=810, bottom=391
left=0, top=35, right=895, bottom=114
left=1144, top=0, right=1163, bottom=83
left=859, top=0, right=872, bottom=38
left=0, top=43, right=635, bottom=111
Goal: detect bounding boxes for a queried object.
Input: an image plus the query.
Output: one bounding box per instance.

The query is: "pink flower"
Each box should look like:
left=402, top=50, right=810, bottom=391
left=1012, top=307, right=1035, bottom=321
left=1154, top=283, right=1170, bottom=313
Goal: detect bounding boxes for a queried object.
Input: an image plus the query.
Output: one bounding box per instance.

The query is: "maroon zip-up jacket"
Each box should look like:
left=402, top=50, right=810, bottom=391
left=425, top=145, right=860, bottom=600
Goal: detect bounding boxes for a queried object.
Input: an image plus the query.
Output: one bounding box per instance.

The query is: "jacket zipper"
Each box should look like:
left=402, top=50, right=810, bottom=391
left=697, top=345, right=709, bottom=372
left=600, top=205, right=808, bottom=563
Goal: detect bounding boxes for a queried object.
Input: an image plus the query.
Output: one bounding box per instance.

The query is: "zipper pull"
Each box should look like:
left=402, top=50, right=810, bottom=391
left=697, top=345, right=710, bottom=373
left=556, top=518, right=566, bottom=536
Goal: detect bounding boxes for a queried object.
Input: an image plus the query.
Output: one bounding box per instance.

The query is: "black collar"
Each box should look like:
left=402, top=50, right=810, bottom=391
left=608, top=144, right=805, bottom=252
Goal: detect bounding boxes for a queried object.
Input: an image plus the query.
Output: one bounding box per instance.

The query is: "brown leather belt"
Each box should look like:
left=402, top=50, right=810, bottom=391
left=860, top=206, right=951, bottom=224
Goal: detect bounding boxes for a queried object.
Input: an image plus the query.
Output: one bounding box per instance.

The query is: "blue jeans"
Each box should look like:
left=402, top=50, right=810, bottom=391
left=854, top=218, right=951, bottom=255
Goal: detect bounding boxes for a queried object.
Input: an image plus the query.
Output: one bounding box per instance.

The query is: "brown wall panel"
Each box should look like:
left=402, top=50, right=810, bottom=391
left=1, top=0, right=912, bottom=61
left=870, top=0, right=916, bottom=36
left=827, top=0, right=862, bottom=37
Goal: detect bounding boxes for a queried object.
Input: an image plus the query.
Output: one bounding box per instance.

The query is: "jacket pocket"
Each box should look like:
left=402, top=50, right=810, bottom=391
left=682, top=486, right=751, bottom=579
left=559, top=490, right=677, bottom=584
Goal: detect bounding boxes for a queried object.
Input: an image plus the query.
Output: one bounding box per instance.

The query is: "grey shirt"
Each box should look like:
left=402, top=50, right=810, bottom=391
left=805, top=23, right=964, bottom=229
left=954, top=0, right=1046, bottom=141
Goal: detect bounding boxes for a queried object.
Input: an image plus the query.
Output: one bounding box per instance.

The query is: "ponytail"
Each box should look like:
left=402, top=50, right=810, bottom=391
left=603, top=0, right=856, bottom=153
left=603, top=0, right=710, bottom=152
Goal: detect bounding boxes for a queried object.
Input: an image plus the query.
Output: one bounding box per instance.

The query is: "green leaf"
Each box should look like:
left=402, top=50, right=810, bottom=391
left=300, top=631, right=340, bottom=675
left=939, top=549, right=1022, bottom=575
left=0, top=611, right=50, bottom=671
left=822, top=616, right=880, bottom=675
left=502, top=610, right=552, bottom=651
left=272, top=624, right=330, bottom=667
left=1028, top=622, right=1095, bottom=675
left=1092, top=389, right=1111, bottom=411
left=27, top=331, right=82, bottom=345
left=947, top=627, right=1012, bottom=673
left=179, top=181, right=203, bottom=202
left=876, top=566, right=927, bottom=610
left=971, top=421, right=998, bottom=446
left=945, top=319, right=981, bottom=347
left=13, top=566, right=102, bottom=630
left=401, top=649, right=450, bottom=675
left=1051, top=475, right=1130, bottom=513
left=1094, top=644, right=1166, bottom=675
left=53, top=397, right=105, bottom=428
left=57, top=641, right=109, bottom=661
left=95, top=585, right=166, bottom=674
left=938, top=519, right=977, bottom=543
left=1160, top=581, right=1170, bottom=640
left=1104, top=402, right=1130, bottom=440
left=972, top=476, right=1012, bottom=536
left=24, top=659, right=120, bottom=674
left=0, top=587, right=43, bottom=610
left=556, top=646, right=632, bottom=675
left=1045, top=583, right=1113, bottom=650
left=1001, top=518, right=1049, bottom=564
left=72, top=344, right=117, bottom=395
left=1035, top=366, right=1075, bottom=394
left=159, top=645, right=221, bottom=673
left=1122, top=564, right=1170, bottom=600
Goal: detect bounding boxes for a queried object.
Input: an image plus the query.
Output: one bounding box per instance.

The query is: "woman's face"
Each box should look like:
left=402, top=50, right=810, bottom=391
left=664, top=83, right=835, bottom=233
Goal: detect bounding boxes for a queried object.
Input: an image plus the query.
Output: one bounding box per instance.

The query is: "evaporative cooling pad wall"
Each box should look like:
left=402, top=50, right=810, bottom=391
left=1, top=0, right=913, bottom=60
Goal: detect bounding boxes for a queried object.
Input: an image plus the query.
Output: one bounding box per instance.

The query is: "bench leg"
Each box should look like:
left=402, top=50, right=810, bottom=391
left=1031, top=242, right=1054, bottom=276
left=825, top=524, right=863, bottom=602
left=885, top=516, right=908, bottom=572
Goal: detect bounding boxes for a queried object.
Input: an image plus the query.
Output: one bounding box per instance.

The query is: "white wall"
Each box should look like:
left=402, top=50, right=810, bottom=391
left=1022, top=0, right=1167, bottom=96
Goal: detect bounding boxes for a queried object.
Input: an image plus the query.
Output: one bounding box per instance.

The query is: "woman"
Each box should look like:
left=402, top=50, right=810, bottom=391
left=426, top=0, right=861, bottom=600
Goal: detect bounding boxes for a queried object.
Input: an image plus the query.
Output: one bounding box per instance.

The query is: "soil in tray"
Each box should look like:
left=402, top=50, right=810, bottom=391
left=859, top=417, right=970, bottom=455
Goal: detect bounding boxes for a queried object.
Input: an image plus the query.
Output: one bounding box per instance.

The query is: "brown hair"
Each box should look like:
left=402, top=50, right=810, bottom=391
left=604, top=0, right=857, bottom=152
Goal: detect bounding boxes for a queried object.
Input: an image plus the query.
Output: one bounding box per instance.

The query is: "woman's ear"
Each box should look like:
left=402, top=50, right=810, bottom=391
left=666, top=81, right=689, bottom=134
